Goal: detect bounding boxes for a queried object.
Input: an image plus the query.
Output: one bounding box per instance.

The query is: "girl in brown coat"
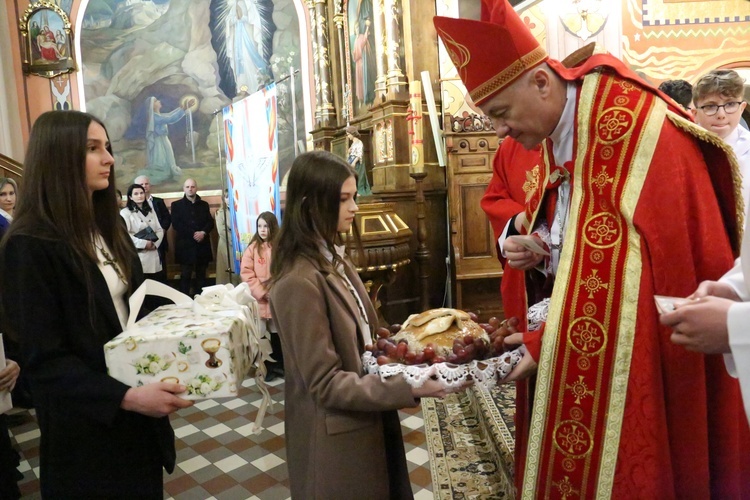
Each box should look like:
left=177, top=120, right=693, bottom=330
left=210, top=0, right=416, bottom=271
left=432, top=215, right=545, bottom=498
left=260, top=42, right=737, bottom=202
left=270, top=151, right=449, bottom=499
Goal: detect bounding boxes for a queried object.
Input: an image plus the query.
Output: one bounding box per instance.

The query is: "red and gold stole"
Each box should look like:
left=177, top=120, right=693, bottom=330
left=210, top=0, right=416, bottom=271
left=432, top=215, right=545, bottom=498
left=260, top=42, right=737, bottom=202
left=520, top=70, right=667, bottom=498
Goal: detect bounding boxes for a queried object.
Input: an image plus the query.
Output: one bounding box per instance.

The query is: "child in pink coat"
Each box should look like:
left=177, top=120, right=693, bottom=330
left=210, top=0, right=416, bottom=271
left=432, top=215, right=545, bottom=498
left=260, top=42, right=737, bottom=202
left=241, top=212, right=283, bottom=380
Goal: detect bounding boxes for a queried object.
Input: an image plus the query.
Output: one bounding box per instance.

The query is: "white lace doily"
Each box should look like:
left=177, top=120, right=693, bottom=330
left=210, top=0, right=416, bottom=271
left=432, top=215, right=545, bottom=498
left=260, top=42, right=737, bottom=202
left=527, top=298, right=550, bottom=331
left=362, top=348, right=524, bottom=390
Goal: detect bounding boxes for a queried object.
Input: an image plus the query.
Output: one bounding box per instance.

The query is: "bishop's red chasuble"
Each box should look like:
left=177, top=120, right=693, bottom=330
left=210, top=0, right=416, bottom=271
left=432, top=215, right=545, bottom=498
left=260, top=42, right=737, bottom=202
left=515, top=63, right=749, bottom=498
left=481, top=138, right=542, bottom=320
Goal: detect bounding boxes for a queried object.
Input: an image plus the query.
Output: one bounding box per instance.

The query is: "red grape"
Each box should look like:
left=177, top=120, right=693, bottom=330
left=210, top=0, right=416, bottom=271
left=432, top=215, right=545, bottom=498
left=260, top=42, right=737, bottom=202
left=377, top=355, right=392, bottom=365
left=376, top=338, right=389, bottom=351
left=388, top=323, right=402, bottom=334
left=468, top=312, right=479, bottom=322
left=396, top=342, right=408, bottom=359
left=404, top=351, right=417, bottom=364
left=385, top=343, right=397, bottom=357
left=492, top=338, right=504, bottom=354
left=376, top=327, right=391, bottom=339
left=489, top=317, right=501, bottom=328
left=433, top=356, right=446, bottom=364
left=422, top=345, right=435, bottom=361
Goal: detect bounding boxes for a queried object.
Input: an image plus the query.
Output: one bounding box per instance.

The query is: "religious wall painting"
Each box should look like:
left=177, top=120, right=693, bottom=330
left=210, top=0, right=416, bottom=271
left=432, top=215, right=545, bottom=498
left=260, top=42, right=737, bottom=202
left=54, top=0, right=74, bottom=16
left=558, top=0, right=607, bottom=42
left=80, top=0, right=303, bottom=193
left=212, top=0, right=276, bottom=98
left=346, top=0, right=377, bottom=116
left=19, top=1, right=77, bottom=78
left=621, top=0, right=750, bottom=82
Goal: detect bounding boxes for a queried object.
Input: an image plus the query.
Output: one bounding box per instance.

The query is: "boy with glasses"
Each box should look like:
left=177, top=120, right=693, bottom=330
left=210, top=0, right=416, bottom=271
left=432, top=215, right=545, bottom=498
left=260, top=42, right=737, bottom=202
left=693, top=69, right=750, bottom=205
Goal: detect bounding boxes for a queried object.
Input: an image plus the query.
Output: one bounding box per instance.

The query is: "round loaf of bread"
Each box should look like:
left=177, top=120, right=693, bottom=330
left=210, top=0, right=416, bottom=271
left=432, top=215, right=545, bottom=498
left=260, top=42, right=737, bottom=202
left=392, top=308, right=489, bottom=357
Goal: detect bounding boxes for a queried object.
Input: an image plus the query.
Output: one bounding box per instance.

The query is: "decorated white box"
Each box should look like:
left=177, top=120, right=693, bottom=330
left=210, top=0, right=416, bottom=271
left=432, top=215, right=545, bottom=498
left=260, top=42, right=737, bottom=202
left=105, top=281, right=273, bottom=406
left=107, top=304, right=249, bottom=399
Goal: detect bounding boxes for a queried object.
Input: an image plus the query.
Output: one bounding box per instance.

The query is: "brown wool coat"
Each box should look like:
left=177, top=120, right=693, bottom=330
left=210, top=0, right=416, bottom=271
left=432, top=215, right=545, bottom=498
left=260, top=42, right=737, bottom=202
left=270, top=256, right=418, bottom=499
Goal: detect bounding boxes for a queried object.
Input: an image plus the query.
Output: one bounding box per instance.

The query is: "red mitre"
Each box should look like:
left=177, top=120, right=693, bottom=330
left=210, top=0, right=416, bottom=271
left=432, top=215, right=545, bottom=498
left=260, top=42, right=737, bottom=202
left=434, top=0, right=547, bottom=105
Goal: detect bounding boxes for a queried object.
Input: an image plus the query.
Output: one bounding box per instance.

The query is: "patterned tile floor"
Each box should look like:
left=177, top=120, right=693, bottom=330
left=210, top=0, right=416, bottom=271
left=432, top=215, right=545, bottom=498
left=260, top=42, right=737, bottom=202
left=7, top=377, right=436, bottom=499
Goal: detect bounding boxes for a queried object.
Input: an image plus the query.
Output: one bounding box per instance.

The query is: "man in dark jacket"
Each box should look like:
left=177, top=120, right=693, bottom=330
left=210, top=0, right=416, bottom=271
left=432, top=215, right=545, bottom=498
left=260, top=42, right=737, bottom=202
left=134, top=175, right=171, bottom=282
left=171, top=178, right=213, bottom=295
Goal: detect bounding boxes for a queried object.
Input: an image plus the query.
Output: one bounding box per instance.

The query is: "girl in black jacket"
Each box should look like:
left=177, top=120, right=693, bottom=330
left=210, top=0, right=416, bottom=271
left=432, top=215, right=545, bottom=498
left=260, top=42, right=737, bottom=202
left=0, top=111, right=192, bottom=498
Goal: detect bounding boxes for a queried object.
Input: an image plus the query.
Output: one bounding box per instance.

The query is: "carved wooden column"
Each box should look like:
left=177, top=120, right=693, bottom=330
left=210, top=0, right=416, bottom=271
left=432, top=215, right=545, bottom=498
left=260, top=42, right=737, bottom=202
left=307, top=0, right=322, bottom=126
left=372, top=0, right=388, bottom=99
left=313, top=0, right=336, bottom=127
left=382, top=0, right=407, bottom=99
left=308, top=0, right=337, bottom=150
left=332, top=1, right=349, bottom=124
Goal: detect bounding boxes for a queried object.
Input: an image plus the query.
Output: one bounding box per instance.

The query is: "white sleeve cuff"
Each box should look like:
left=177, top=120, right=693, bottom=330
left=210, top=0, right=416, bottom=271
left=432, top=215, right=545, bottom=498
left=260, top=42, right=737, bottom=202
left=727, top=301, right=750, bottom=425
left=719, top=258, right=750, bottom=301
left=498, top=218, right=513, bottom=258
left=724, top=353, right=738, bottom=378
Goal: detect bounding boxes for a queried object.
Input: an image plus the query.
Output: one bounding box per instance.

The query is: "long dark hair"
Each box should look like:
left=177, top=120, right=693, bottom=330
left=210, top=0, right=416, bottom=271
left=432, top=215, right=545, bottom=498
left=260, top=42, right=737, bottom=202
left=125, top=183, right=151, bottom=215
left=248, top=211, right=279, bottom=251
left=4, top=110, right=136, bottom=289
left=271, top=151, right=357, bottom=281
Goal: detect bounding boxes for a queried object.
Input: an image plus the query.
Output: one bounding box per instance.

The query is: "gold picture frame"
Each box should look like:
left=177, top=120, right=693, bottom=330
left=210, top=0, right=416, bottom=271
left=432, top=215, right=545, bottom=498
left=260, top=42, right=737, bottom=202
left=19, top=1, right=76, bottom=79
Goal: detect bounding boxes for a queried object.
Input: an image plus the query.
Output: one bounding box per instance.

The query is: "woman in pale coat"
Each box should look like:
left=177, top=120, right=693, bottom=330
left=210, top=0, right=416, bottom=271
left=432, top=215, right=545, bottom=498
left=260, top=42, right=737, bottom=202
left=120, top=183, right=164, bottom=280
left=269, top=151, right=450, bottom=499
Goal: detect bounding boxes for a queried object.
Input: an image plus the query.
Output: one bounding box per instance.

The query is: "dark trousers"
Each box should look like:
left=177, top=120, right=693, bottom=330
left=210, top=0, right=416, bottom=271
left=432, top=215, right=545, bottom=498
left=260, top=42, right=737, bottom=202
left=266, top=319, right=284, bottom=373
left=268, top=331, right=284, bottom=373
left=179, top=263, right=208, bottom=296
left=155, top=247, right=168, bottom=283
left=0, top=414, right=21, bottom=500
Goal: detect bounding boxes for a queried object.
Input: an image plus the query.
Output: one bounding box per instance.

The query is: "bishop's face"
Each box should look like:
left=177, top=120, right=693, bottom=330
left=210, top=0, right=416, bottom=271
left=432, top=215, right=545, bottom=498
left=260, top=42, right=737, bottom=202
left=478, top=68, right=563, bottom=151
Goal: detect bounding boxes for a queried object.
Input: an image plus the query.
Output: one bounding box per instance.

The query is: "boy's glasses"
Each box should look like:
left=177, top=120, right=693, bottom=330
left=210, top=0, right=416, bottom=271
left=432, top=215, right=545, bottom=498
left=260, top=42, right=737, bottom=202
left=697, top=101, right=744, bottom=116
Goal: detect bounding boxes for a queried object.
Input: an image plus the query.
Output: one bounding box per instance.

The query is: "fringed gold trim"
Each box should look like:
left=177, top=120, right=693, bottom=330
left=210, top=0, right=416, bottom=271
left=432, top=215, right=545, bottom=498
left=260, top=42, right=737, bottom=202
left=666, top=111, right=745, bottom=246
left=471, top=46, right=548, bottom=105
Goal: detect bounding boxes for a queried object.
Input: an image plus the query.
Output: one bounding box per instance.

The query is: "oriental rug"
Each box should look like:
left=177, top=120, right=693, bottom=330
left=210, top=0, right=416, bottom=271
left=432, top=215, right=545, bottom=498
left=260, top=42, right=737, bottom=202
left=423, top=384, right=516, bottom=499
